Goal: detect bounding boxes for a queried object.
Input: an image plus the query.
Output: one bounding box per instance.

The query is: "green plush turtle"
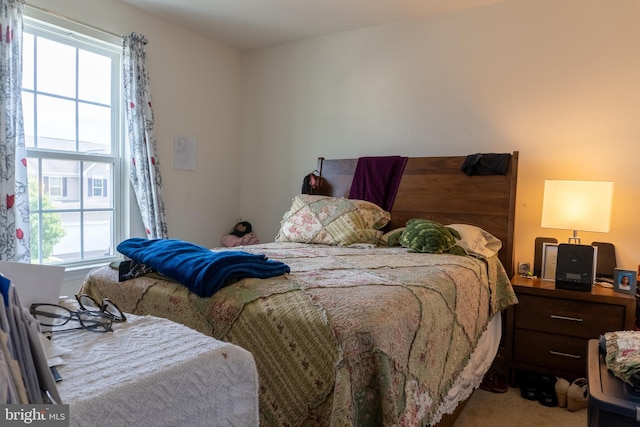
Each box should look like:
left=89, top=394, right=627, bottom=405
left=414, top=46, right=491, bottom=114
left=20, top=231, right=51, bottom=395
left=399, top=218, right=467, bottom=255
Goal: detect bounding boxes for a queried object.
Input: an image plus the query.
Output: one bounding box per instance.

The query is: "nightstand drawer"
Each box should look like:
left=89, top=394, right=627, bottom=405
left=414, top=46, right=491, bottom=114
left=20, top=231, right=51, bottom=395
left=515, top=294, right=625, bottom=338
left=514, top=329, right=587, bottom=375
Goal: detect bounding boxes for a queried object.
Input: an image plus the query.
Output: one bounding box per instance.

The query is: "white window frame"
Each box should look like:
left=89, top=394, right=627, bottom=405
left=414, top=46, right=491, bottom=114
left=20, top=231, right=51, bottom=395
left=24, top=10, right=129, bottom=271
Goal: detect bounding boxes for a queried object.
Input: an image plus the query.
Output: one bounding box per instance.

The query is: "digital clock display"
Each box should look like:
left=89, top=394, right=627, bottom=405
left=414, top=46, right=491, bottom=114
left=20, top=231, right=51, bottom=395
left=565, top=272, right=582, bottom=281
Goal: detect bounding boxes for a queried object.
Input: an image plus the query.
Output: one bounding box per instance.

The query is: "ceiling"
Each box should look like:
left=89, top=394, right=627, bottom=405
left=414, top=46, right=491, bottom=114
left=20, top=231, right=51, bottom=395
left=117, top=0, right=508, bottom=51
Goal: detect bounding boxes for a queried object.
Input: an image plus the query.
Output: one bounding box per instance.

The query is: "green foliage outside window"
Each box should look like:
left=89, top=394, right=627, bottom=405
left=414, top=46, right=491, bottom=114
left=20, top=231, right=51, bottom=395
left=29, top=184, right=66, bottom=262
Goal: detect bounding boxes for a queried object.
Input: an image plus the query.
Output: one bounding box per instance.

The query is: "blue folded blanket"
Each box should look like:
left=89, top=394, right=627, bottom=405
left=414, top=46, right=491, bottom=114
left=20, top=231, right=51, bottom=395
left=117, top=238, right=290, bottom=297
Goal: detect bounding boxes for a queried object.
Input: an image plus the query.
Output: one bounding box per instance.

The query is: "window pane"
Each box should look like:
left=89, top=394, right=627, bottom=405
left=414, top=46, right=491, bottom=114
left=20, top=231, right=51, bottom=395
left=92, top=179, right=103, bottom=197
left=49, top=177, right=62, bottom=196
left=41, top=159, right=80, bottom=208
left=79, top=50, right=111, bottom=104
left=23, top=33, right=34, bottom=90
left=36, top=94, right=76, bottom=149
left=29, top=209, right=68, bottom=264
left=83, top=211, right=114, bottom=259
left=29, top=211, right=42, bottom=261
left=22, top=92, right=35, bottom=147
left=79, top=103, right=111, bottom=153
left=83, top=162, right=113, bottom=209
left=28, top=159, right=69, bottom=264
left=26, top=158, right=41, bottom=207
left=51, top=212, right=80, bottom=263
left=37, top=38, right=76, bottom=98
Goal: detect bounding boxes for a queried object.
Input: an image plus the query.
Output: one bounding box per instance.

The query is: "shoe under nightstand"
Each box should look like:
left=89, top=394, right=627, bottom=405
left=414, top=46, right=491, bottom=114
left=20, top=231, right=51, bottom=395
left=505, top=275, right=636, bottom=385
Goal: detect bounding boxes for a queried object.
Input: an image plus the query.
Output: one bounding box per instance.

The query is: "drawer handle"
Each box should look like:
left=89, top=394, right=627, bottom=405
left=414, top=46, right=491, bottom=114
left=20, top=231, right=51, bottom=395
left=550, top=314, right=583, bottom=322
left=549, top=350, right=581, bottom=359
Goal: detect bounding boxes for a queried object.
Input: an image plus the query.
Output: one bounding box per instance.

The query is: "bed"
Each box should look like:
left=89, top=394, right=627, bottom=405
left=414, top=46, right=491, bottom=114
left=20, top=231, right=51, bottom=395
left=79, top=152, right=519, bottom=427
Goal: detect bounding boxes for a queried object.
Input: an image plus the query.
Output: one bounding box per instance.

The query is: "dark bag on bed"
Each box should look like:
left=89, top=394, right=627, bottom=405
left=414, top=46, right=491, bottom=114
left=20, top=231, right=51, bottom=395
left=301, top=172, right=320, bottom=194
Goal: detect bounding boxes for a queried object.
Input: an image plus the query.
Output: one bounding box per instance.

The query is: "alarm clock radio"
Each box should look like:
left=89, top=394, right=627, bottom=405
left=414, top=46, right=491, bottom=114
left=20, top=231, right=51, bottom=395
left=555, top=243, right=598, bottom=292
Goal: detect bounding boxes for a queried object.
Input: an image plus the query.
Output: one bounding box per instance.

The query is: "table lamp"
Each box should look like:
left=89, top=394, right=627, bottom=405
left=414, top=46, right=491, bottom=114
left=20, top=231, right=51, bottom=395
left=541, top=180, right=614, bottom=291
left=541, top=180, right=614, bottom=244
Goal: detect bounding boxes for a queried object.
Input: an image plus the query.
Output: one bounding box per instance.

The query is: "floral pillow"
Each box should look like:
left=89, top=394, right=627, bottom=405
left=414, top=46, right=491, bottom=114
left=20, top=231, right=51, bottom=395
left=275, top=195, right=390, bottom=246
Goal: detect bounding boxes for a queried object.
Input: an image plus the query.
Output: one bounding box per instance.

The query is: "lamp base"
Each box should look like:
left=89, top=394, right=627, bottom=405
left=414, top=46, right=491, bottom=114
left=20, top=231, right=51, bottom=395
left=567, top=230, right=581, bottom=245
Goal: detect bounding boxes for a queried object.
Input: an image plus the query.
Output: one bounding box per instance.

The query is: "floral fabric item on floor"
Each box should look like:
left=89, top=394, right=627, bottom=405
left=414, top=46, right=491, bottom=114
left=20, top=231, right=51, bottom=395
left=603, top=330, right=640, bottom=388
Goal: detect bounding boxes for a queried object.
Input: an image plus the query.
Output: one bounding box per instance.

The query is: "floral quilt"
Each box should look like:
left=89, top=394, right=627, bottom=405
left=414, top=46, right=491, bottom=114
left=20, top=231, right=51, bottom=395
left=80, top=242, right=517, bottom=426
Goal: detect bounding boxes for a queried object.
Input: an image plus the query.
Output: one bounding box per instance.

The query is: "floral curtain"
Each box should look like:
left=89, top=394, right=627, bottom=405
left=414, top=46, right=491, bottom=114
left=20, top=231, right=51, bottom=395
left=122, top=32, right=168, bottom=239
left=0, top=0, right=29, bottom=262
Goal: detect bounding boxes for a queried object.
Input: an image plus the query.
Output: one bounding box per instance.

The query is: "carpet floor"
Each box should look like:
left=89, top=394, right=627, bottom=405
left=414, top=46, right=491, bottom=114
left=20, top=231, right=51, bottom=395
left=453, top=385, right=588, bottom=427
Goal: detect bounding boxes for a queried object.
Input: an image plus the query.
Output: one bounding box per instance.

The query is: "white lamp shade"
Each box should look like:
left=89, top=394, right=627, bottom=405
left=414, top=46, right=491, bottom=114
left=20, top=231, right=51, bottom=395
left=541, top=180, right=614, bottom=233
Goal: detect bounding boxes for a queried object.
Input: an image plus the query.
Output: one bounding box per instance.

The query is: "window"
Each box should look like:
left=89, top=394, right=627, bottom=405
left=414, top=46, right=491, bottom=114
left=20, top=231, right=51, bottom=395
left=45, top=176, right=63, bottom=197
left=89, top=176, right=106, bottom=198
left=23, top=17, right=124, bottom=267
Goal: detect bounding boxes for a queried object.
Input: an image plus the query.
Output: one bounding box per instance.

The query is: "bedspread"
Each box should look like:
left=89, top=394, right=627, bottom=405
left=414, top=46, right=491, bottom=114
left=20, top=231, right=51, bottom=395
left=80, top=242, right=517, bottom=426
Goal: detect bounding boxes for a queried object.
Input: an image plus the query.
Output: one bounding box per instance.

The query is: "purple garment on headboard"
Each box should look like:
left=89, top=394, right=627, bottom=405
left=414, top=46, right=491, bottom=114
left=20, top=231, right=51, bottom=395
left=348, top=156, right=408, bottom=212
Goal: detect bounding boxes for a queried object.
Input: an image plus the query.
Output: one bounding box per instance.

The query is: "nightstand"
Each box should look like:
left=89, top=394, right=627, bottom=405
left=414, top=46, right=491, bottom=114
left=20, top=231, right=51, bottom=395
left=505, top=275, right=636, bottom=384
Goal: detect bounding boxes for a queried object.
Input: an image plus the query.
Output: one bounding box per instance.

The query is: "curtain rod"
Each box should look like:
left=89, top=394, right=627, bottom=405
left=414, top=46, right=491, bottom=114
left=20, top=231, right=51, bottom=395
left=25, top=3, right=122, bottom=39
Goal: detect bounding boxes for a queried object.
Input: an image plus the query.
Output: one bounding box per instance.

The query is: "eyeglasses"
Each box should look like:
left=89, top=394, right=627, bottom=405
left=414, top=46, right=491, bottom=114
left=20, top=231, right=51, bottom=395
left=75, top=294, right=126, bottom=323
left=30, top=303, right=114, bottom=333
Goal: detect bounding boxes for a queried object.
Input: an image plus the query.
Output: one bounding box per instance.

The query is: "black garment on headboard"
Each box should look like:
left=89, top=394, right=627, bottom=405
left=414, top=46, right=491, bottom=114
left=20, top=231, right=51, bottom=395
left=461, top=153, right=510, bottom=176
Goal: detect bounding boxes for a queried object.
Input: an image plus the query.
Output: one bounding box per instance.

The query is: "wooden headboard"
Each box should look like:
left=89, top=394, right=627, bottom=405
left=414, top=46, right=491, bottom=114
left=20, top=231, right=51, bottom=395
left=315, top=152, right=519, bottom=278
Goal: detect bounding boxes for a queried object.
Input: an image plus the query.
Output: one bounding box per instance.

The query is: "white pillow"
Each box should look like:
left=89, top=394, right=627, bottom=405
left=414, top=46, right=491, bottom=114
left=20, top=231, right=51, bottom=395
left=379, top=227, right=405, bottom=246
left=446, top=224, right=502, bottom=258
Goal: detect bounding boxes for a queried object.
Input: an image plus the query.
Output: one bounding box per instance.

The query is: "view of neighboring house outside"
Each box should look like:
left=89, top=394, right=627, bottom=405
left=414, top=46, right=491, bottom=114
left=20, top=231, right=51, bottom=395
left=29, top=137, right=111, bottom=204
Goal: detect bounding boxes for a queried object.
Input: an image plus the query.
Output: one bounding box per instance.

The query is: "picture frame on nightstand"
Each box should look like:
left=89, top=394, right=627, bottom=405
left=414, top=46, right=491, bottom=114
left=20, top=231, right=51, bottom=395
left=541, top=242, right=559, bottom=280
left=613, top=268, right=637, bottom=295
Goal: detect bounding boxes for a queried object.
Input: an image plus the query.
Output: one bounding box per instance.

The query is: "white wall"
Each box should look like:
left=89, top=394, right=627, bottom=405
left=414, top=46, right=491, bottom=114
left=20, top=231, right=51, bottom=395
left=239, top=0, right=640, bottom=274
